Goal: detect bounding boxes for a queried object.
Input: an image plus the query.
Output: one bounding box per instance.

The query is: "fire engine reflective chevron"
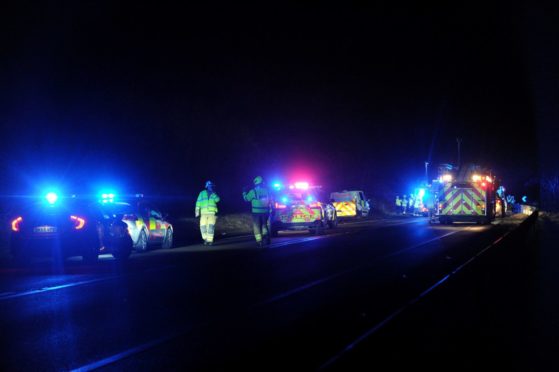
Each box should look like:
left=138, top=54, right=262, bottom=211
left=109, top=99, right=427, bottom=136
left=441, top=184, right=485, bottom=216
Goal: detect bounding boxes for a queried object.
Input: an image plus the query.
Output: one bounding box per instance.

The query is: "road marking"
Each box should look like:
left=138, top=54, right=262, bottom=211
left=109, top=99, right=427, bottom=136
left=318, top=228, right=515, bottom=369
left=0, top=276, right=119, bottom=301
left=257, top=230, right=461, bottom=307
left=68, top=226, right=462, bottom=371
left=70, top=333, right=181, bottom=372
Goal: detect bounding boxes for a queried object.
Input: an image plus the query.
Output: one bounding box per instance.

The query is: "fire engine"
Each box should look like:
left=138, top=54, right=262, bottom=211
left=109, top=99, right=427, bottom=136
left=430, top=163, right=497, bottom=224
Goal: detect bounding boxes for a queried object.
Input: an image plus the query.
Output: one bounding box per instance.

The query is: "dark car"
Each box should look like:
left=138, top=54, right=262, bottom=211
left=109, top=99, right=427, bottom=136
left=9, top=194, right=133, bottom=265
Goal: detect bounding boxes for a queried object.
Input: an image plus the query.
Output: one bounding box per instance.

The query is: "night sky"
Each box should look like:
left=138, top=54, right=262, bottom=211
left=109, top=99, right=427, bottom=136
left=0, top=2, right=548, bottom=212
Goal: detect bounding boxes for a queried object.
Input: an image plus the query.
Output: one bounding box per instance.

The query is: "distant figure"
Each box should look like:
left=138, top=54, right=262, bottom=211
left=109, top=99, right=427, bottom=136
left=402, top=195, right=408, bottom=214
left=243, top=176, right=271, bottom=248
left=395, top=195, right=402, bottom=214
left=195, top=180, right=220, bottom=246
left=408, top=194, right=415, bottom=215
left=414, top=196, right=422, bottom=216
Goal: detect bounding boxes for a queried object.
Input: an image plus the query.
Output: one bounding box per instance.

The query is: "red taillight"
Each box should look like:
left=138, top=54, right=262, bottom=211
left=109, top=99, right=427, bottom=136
left=309, top=203, right=320, bottom=208
left=274, top=203, right=287, bottom=209
left=481, top=182, right=487, bottom=188
left=70, top=215, right=86, bottom=230
left=11, top=217, right=23, bottom=232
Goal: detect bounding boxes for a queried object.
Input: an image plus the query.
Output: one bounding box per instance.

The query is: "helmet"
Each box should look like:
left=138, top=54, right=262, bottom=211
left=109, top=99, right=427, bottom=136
left=253, top=176, right=263, bottom=185
left=205, top=180, right=214, bottom=188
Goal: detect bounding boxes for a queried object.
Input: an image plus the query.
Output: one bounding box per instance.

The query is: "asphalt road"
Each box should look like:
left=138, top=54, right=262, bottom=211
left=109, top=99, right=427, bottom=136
left=0, top=215, right=533, bottom=371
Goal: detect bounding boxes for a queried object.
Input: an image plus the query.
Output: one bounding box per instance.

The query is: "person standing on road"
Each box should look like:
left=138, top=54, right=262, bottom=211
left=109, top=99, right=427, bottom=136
left=195, top=180, right=220, bottom=246
left=408, top=194, right=415, bottom=215
left=243, top=176, right=271, bottom=248
left=402, top=195, right=408, bottom=215
left=395, top=195, right=402, bottom=214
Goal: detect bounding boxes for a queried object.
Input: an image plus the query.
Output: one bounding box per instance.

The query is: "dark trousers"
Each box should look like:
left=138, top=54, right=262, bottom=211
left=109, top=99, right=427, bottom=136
left=252, top=213, right=270, bottom=242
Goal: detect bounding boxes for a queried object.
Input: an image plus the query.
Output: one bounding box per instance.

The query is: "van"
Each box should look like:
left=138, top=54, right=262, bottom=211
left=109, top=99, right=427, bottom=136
left=329, top=190, right=370, bottom=218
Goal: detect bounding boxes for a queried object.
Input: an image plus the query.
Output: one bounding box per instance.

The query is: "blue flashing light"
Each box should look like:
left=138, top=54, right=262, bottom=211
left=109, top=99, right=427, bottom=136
left=307, top=195, right=313, bottom=202
left=45, top=192, right=58, bottom=205
left=100, top=191, right=116, bottom=203
left=418, top=189, right=425, bottom=198
left=522, top=195, right=527, bottom=203
left=273, top=182, right=282, bottom=190
left=281, top=196, right=288, bottom=203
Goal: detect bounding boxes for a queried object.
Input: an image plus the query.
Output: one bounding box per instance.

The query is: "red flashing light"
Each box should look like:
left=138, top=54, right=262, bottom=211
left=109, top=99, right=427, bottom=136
left=274, top=203, right=287, bottom=209
left=11, top=217, right=23, bottom=232
left=481, top=182, right=487, bottom=188
left=70, top=215, right=86, bottom=230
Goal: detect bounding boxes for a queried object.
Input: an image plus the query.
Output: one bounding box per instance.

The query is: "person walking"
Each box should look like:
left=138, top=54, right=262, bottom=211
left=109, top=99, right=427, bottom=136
left=195, top=180, right=220, bottom=246
left=243, top=176, right=271, bottom=248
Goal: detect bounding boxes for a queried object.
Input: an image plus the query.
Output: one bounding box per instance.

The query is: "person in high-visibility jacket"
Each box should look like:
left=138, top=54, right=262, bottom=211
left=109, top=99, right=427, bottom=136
left=402, top=195, right=408, bottom=214
left=395, top=195, right=402, bottom=214
left=195, top=180, right=220, bottom=246
left=243, top=176, right=271, bottom=247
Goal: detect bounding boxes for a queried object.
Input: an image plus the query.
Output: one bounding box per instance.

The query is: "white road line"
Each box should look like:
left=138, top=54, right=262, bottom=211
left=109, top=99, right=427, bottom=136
left=258, top=230, right=461, bottom=306
left=69, top=228, right=465, bottom=371
left=318, top=228, right=515, bottom=369
left=0, top=276, right=119, bottom=301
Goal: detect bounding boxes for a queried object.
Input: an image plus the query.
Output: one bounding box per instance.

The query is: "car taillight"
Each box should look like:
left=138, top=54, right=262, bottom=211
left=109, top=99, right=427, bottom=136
left=123, top=214, right=138, bottom=221
left=309, top=203, right=320, bottom=208
left=11, top=217, right=23, bottom=232
left=274, top=203, right=287, bottom=209
left=70, top=215, right=86, bottom=230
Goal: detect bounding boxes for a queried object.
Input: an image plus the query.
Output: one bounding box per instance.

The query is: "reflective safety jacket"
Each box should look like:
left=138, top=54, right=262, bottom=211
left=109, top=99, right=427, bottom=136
left=395, top=197, right=402, bottom=206
left=196, top=190, right=220, bottom=215
left=243, top=186, right=271, bottom=214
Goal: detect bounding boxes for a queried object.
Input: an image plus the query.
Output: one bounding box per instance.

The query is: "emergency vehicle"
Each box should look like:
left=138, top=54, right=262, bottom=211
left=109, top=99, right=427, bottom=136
left=271, top=182, right=338, bottom=235
left=430, top=163, right=497, bottom=224
left=99, top=193, right=174, bottom=251
left=329, top=190, right=370, bottom=218
left=9, top=191, right=133, bottom=264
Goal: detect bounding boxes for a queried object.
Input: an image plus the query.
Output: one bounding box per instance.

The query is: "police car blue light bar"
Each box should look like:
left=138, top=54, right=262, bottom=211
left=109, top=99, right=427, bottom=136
left=100, top=192, right=116, bottom=203
left=45, top=192, right=58, bottom=205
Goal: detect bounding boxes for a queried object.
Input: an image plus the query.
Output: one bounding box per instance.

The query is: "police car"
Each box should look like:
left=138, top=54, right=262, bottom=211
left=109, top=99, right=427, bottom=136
left=9, top=192, right=133, bottom=265
left=100, top=194, right=174, bottom=252
left=270, top=182, right=338, bottom=235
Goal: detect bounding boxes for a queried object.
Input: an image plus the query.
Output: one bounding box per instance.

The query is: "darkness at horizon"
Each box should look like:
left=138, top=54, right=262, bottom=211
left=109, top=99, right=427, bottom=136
left=0, top=2, right=545, bottom=211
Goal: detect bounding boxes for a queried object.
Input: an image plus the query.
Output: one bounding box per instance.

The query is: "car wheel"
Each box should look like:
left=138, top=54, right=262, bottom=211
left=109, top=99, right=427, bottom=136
left=162, top=228, right=173, bottom=249
left=136, top=229, right=148, bottom=252
left=112, top=236, right=133, bottom=261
